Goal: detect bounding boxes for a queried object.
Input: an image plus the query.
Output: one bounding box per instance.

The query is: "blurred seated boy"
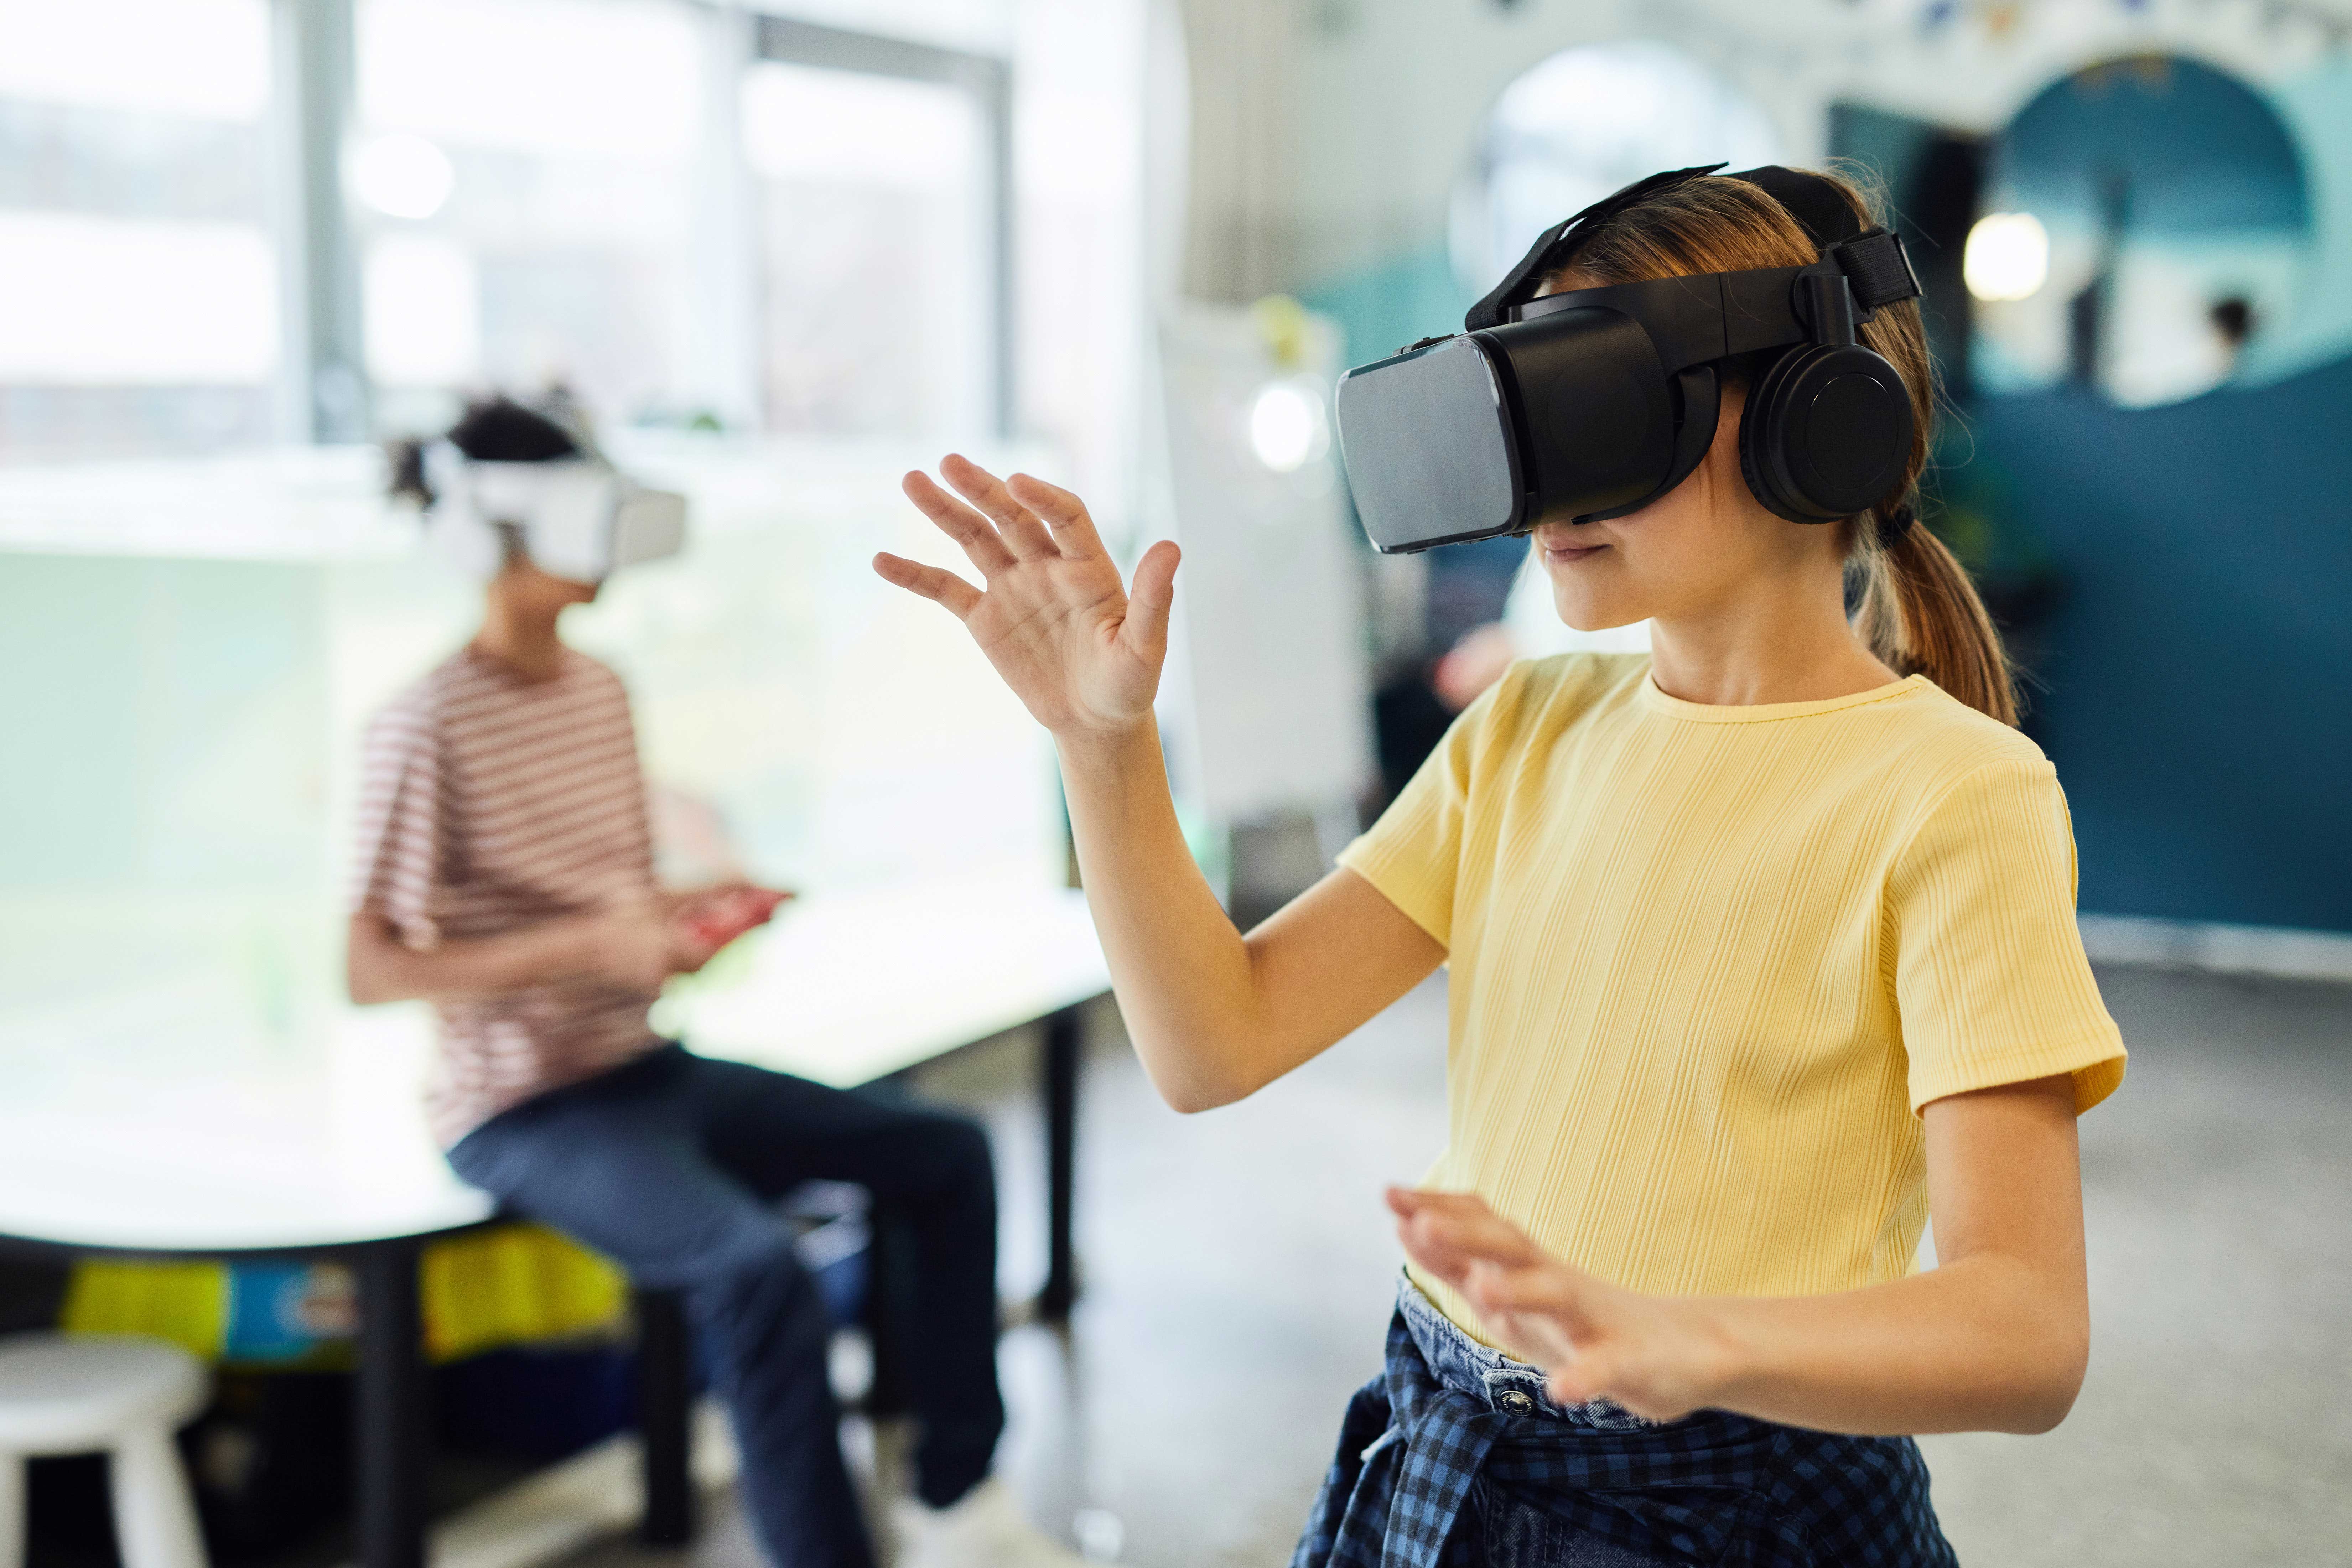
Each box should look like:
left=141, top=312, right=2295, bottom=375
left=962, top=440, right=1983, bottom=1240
left=345, top=398, right=1081, bottom=1568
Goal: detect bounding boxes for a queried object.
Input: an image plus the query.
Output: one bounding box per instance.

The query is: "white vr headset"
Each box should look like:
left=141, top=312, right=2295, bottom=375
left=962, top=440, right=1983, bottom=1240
left=420, top=441, right=687, bottom=584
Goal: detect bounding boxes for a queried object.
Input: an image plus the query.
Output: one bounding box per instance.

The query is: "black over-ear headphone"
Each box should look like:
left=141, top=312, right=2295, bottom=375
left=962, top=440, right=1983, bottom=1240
left=1718, top=167, right=1917, bottom=526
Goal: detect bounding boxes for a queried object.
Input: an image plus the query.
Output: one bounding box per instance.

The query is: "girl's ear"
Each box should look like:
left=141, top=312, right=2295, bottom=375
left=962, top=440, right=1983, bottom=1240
left=1695, top=385, right=1753, bottom=510
left=1708, top=383, right=1749, bottom=462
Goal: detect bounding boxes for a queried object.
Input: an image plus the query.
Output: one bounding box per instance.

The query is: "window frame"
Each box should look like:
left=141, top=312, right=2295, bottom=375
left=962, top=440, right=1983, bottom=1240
left=751, top=15, right=1014, bottom=436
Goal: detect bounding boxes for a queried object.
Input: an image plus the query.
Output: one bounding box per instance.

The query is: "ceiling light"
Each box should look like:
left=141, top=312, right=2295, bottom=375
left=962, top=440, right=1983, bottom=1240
left=1964, top=211, right=2049, bottom=302
left=1248, top=380, right=1324, bottom=473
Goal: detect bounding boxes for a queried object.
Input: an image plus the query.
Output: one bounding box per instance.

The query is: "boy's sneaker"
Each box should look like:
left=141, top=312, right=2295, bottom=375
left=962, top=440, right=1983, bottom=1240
left=891, top=1478, right=1092, bottom=1568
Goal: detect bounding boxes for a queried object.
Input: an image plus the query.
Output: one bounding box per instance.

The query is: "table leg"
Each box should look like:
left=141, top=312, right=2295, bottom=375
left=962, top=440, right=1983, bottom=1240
left=354, top=1240, right=429, bottom=1568
left=633, top=1287, right=695, bottom=1546
left=1039, top=1004, right=1082, bottom=1323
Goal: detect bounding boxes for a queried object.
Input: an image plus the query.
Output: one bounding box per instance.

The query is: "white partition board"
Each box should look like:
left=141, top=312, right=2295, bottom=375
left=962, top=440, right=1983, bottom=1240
left=1155, top=303, right=1373, bottom=820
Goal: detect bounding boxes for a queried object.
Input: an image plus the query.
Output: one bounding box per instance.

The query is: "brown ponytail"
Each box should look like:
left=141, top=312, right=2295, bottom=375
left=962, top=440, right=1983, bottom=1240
left=1542, top=168, right=2019, bottom=726
left=1851, top=511, right=2017, bottom=726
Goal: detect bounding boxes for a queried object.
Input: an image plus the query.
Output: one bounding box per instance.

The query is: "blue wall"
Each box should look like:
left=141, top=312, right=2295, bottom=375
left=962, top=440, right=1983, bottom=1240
left=1972, top=363, right=2352, bottom=931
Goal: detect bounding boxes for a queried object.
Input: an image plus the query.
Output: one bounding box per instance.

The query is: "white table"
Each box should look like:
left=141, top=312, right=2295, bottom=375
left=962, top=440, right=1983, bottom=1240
left=0, top=877, right=1110, bottom=1568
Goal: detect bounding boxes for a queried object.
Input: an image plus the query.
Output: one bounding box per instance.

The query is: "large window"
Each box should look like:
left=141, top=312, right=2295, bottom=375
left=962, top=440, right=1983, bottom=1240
left=0, top=0, right=278, bottom=462
left=354, top=0, right=702, bottom=433
left=744, top=61, right=994, bottom=438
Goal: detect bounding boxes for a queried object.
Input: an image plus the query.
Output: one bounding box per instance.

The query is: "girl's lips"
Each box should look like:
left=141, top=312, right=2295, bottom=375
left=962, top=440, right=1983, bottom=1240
left=1543, top=541, right=1609, bottom=564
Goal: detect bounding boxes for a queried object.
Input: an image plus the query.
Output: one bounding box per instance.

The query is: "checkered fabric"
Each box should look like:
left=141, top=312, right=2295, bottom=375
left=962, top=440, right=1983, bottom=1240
left=1291, top=1307, right=1959, bottom=1568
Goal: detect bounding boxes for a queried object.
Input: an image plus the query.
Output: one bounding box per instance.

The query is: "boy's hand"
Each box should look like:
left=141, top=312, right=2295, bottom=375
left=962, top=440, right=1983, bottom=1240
left=1387, top=1188, right=1740, bottom=1423
left=588, top=902, right=722, bottom=991
left=875, top=456, right=1179, bottom=739
left=672, top=884, right=791, bottom=953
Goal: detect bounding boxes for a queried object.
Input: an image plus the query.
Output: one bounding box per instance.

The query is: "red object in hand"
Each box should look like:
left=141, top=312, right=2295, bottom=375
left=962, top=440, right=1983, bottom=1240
left=680, top=886, right=788, bottom=952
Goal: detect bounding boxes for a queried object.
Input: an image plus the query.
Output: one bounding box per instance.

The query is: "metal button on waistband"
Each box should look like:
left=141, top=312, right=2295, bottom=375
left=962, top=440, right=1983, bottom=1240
left=1497, top=1389, right=1535, bottom=1414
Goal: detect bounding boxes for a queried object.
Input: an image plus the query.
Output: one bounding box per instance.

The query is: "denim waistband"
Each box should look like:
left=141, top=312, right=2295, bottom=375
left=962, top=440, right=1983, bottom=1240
left=1396, top=1273, right=1658, bottom=1433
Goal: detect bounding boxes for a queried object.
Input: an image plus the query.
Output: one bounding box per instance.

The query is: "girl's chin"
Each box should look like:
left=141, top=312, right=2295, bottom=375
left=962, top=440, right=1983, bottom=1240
left=1550, top=594, right=1640, bottom=635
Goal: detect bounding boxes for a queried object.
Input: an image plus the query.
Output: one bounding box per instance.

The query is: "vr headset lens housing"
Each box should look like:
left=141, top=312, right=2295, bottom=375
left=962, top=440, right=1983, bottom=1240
left=422, top=445, right=689, bottom=584
left=1333, top=165, right=1923, bottom=554
left=1334, top=338, right=1521, bottom=554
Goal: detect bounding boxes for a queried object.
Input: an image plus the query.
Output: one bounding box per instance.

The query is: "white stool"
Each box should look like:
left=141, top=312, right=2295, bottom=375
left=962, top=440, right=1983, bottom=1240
left=0, top=1334, right=209, bottom=1568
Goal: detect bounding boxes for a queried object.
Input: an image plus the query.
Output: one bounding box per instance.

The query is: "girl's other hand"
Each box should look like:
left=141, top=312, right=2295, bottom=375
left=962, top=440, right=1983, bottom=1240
left=1386, top=1187, right=1739, bottom=1424
left=875, top=456, right=1180, bottom=738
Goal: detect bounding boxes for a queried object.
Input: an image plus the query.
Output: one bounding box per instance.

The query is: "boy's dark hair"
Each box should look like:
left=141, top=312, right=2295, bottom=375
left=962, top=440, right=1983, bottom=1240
left=388, top=396, right=581, bottom=506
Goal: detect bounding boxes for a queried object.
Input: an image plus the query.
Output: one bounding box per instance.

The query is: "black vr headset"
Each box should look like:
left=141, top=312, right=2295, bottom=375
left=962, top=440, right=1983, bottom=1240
left=1334, top=164, right=1925, bottom=554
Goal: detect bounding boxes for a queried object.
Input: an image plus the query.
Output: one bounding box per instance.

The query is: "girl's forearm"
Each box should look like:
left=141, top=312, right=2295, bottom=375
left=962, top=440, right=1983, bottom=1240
left=1696, top=1252, right=2089, bottom=1436
left=1054, top=722, right=1266, bottom=1111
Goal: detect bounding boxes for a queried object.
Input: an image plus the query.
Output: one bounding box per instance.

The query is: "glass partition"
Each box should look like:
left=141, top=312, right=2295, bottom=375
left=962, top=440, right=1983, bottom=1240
left=743, top=61, right=993, bottom=439
left=0, top=441, right=1060, bottom=1086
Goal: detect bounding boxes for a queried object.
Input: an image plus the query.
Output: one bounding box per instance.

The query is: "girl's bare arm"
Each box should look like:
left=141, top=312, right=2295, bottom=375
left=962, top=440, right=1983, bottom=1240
left=1393, top=1073, right=2090, bottom=1435
left=876, top=456, right=1442, bottom=1112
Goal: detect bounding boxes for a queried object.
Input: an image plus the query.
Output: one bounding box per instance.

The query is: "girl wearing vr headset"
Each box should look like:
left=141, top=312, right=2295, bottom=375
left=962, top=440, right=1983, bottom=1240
left=879, top=166, right=2122, bottom=1566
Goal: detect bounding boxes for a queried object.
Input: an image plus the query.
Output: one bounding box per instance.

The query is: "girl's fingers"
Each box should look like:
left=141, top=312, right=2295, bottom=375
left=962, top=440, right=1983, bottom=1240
left=940, top=454, right=1059, bottom=561
left=1387, top=1186, right=1487, bottom=1222
left=1486, top=1305, right=1582, bottom=1373
left=1547, top=1352, right=1617, bottom=1408
left=1463, top=1258, right=1579, bottom=1316
left=1119, top=540, right=1180, bottom=661
left=1465, top=1260, right=1600, bottom=1350
left=1007, top=471, right=1106, bottom=559
left=872, top=552, right=982, bottom=619
left=903, top=470, right=1017, bottom=577
left=1390, top=1190, right=1546, bottom=1270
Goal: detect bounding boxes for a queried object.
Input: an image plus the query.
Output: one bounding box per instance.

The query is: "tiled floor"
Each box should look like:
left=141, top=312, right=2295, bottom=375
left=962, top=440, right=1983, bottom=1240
left=565, top=964, right=2352, bottom=1567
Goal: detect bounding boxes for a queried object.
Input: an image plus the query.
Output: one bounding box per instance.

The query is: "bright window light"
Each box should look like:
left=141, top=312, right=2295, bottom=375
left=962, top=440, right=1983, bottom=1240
left=1964, top=212, right=2051, bottom=302
left=742, top=63, right=981, bottom=188
left=0, top=213, right=276, bottom=383
left=0, top=0, right=268, bottom=121
left=350, top=134, right=456, bottom=220
left=1249, top=381, right=1325, bottom=474
left=364, top=235, right=480, bottom=386
left=358, top=0, right=697, bottom=157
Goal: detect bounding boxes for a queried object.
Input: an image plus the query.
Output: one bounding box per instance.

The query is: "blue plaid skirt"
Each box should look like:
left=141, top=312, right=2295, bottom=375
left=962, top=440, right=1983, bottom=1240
left=1291, top=1278, right=1959, bottom=1568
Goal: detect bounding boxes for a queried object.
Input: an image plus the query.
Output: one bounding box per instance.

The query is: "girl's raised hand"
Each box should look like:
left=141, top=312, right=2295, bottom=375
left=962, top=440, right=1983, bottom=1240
left=1387, top=1188, right=1740, bottom=1423
left=876, top=455, right=1181, bottom=738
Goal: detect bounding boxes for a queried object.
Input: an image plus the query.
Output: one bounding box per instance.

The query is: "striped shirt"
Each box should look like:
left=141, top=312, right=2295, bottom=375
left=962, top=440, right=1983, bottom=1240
left=350, top=644, right=663, bottom=1147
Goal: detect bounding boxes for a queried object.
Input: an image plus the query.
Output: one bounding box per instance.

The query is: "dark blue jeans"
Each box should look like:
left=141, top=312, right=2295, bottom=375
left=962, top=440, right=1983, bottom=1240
left=445, top=1044, right=1004, bottom=1568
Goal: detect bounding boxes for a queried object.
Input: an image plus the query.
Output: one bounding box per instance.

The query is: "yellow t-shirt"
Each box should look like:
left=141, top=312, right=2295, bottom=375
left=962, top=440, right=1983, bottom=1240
left=1339, top=654, right=2126, bottom=1338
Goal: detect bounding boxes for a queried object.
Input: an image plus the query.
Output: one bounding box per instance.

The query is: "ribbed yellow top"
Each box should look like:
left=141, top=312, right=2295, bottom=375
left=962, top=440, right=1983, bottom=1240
left=1340, top=655, right=2125, bottom=1338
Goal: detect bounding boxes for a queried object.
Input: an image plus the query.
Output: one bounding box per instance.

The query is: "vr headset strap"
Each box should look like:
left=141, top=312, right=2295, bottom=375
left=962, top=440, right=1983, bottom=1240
left=1470, top=163, right=1920, bottom=337
left=1464, top=163, right=1727, bottom=332
left=1726, top=165, right=1861, bottom=248
left=1826, top=232, right=1922, bottom=318
left=1727, top=165, right=1920, bottom=319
